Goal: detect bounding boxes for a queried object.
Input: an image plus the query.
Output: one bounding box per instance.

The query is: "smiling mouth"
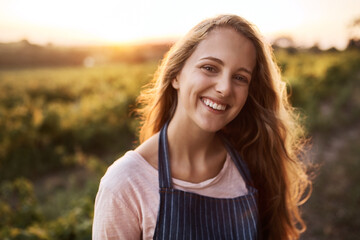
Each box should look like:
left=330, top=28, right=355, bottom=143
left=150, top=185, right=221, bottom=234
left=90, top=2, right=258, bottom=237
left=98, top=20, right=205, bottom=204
left=201, top=97, right=227, bottom=111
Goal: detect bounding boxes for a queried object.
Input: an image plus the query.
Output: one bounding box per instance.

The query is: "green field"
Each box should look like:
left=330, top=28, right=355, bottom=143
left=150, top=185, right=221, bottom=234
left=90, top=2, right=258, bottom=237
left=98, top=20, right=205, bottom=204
left=0, top=48, right=359, bottom=239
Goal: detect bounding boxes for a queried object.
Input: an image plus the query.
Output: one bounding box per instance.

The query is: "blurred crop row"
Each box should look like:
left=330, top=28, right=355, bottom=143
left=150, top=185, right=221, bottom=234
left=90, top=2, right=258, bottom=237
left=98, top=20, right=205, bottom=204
left=0, top=63, right=157, bottom=180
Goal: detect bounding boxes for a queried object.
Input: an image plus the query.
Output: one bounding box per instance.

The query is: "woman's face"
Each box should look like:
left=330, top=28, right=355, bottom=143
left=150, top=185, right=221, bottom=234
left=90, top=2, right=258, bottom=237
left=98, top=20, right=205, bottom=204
left=171, top=27, right=256, bottom=133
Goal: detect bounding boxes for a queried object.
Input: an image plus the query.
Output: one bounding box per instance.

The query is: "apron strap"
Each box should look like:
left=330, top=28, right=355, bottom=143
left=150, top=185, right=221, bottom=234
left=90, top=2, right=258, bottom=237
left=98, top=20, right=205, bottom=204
left=158, top=121, right=172, bottom=188
left=220, top=135, right=255, bottom=187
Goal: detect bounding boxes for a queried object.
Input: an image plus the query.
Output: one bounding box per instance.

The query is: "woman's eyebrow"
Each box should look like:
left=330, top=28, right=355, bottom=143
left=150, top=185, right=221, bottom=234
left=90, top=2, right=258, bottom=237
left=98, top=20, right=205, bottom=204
left=199, top=56, right=252, bottom=75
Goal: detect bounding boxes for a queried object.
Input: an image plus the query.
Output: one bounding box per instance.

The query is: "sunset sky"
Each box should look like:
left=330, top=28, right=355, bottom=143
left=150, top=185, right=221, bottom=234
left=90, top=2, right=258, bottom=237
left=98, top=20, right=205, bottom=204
left=0, top=0, right=359, bottom=49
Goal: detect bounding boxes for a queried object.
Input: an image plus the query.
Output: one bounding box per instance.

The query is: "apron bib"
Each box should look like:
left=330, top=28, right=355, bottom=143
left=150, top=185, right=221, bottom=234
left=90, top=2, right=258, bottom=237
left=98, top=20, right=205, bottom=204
left=153, top=122, right=259, bottom=239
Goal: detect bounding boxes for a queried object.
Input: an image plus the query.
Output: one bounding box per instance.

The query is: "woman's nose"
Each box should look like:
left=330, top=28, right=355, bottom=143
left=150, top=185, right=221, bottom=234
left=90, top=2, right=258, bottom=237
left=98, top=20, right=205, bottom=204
left=215, top=74, right=231, bottom=97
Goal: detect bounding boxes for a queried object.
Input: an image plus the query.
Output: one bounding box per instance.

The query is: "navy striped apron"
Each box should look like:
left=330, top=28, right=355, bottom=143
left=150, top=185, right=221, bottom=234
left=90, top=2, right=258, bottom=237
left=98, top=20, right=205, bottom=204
left=153, top=122, right=259, bottom=239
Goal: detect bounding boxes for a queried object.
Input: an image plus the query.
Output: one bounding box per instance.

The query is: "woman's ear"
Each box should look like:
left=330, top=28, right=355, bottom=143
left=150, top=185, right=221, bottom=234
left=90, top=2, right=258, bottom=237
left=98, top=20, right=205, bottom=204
left=171, top=76, right=180, bottom=90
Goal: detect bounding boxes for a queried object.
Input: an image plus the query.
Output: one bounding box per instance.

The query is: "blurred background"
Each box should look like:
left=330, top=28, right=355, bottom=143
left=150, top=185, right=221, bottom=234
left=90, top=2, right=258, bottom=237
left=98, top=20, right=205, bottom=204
left=0, top=0, right=359, bottom=239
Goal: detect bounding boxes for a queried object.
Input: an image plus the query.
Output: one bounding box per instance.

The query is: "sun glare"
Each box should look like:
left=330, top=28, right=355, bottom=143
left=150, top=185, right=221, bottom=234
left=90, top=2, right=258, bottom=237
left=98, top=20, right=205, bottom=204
left=0, top=0, right=359, bottom=48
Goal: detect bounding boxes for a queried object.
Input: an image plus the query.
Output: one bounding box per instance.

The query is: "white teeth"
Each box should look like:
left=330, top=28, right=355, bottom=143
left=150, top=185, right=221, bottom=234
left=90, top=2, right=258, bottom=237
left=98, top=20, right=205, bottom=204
left=202, top=98, right=226, bottom=111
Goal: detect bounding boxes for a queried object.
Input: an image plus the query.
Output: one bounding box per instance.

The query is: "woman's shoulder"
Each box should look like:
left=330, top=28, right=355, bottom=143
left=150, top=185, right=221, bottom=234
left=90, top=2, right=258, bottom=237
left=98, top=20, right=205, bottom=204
left=94, top=150, right=160, bottom=239
left=99, top=150, right=158, bottom=195
left=134, top=132, right=159, bottom=170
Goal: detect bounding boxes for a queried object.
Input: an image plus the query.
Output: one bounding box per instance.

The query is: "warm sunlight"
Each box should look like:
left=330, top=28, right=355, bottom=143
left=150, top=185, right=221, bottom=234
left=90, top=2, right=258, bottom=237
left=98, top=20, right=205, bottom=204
left=0, top=0, right=359, bottom=48
left=1, top=1, right=360, bottom=240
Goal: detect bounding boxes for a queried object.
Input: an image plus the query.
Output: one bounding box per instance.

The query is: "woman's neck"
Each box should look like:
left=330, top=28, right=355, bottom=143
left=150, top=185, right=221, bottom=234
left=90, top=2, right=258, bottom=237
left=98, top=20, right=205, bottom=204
left=168, top=118, right=217, bottom=156
left=167, top=118, right=227, bottom=182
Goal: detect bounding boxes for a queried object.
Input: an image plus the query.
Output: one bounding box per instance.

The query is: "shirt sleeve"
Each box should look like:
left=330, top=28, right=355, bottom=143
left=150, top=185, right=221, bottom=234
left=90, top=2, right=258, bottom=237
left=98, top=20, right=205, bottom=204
left=92, top=184, right=141, bottom=240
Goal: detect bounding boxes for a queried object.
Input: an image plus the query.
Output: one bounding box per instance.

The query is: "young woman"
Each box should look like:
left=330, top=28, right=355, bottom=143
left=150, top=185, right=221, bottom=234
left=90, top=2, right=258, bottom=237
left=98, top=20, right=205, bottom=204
left=93, top=14, right=311, bottom=240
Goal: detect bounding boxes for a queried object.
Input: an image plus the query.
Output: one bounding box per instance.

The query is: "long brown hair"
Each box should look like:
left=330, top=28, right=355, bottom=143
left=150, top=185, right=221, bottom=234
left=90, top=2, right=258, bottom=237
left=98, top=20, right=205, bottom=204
left=136, top=14, right=311, bottom=240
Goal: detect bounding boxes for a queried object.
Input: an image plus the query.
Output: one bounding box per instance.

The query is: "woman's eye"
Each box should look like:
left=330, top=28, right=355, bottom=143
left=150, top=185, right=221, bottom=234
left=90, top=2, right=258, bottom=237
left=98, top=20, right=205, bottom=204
left=234, top=75, right=249, bottom=84
left=202, top=65, right=216, bottom=73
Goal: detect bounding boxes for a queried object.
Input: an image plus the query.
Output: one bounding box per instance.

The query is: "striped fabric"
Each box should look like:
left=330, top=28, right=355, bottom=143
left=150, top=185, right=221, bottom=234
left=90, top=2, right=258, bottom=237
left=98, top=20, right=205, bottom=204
left=153, top=122, right=259, bottom=240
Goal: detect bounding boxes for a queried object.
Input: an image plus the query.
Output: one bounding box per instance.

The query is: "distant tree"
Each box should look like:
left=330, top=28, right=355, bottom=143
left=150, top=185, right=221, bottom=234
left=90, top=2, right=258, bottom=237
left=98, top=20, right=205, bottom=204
left=347, top=16, right=360, bottom=49
left=19, top=38, right=31, bottom=46
left=325, top=47, right=339, bottom=52
left=347, top=39, right=360, bottom=49
left=309, top=43, right=322, bottom=53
